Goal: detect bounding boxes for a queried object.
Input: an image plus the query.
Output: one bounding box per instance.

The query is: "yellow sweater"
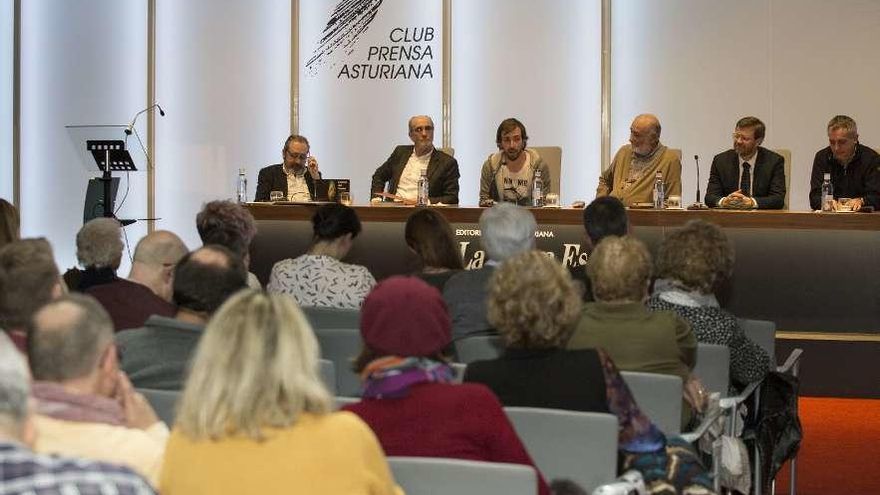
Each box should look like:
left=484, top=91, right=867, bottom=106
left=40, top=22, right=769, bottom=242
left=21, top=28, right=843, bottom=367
left=160, top=411, right=404, bottom=495
left=597, top=143, right=682, bottom=206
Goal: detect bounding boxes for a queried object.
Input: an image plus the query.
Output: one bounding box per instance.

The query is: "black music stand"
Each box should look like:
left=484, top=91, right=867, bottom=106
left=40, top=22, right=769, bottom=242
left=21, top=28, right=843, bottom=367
left=86, top=140, right=137, bottom=219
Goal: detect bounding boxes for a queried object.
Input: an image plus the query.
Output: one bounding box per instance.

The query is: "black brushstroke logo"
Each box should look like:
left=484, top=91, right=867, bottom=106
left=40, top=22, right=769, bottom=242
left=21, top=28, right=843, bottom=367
left=306, top=0, right=384, bottom=75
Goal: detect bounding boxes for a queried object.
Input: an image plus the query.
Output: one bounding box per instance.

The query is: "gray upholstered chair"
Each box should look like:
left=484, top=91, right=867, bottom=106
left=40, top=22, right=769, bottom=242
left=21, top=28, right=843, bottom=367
left=694, top=343, right=731, bottom=397
left=620, top=370, right=683, bottom=434
left=138, top=388, right=181, bottom=426
left=453, top=335, right=503, bottom=364
left=313, top=327, right=363, bottom=397
left=387, top=456, right=537, bottom=495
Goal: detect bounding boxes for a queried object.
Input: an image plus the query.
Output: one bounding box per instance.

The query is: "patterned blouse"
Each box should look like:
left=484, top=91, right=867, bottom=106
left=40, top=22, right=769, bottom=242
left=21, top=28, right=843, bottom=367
left=267, top=255, right=376, bottom=309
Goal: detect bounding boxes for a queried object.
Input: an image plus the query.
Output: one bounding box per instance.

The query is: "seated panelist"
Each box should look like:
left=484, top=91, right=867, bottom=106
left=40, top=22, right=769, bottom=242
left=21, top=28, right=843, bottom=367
left=370, top=115, right=460, bottom=205
left=254, top=134, right=321, bottom=202
left=808, top=115, right=880, bottom=211
left=478, top=118, right=551, bottom=207
left=705, top=116, right=785, bottom=209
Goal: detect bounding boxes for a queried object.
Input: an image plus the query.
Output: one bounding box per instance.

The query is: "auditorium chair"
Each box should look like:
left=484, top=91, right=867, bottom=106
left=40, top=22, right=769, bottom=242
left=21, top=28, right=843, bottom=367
left=138, top=388, right=181, bottom=426
left=773, top=149, right=792, bottom=209
left=694, top=343, right=731, bottom=397
left=530, top=146, right=562, bottom=196
left=504, top=407, right=617, bottom=492
left=620, top=371, right=683, bottom=434
left=301, top=306, right=360, bottom=331
left=453, top=335, right=502, bottom=364
left=319, top=358, right=337, bottom=395
left=387, top=456, right=537, bottom=495
left=313, top=327, right=363, bottom=396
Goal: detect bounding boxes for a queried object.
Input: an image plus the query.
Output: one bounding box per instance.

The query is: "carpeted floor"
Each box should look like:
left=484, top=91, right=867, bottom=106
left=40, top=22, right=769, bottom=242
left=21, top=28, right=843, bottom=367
left=771, top=397, right=880, bottom=494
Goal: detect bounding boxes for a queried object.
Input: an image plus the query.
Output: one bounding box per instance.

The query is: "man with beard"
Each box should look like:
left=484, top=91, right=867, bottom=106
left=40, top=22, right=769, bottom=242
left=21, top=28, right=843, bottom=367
left=370, top=115, right=460, bottom=205
left=479, top=118, right=551, bottom=206
left=597, top=114, right=682, bottom=206
left=706, top=116, right=786, bottom=209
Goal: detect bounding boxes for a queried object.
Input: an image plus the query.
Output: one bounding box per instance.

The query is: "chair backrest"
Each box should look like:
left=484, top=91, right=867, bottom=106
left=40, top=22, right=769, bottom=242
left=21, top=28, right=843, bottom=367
left=737, top=318, right=777, bottom=367
left=439, top=147, right=455, bottom=158
left=531, top=146, right=562, bottom=196
left=620, top=371, right=683, bottom=434
left=454, top=335, right=503, bottom=364
left=301, top=306, right=360, bottom=330
left=504, top=407, right=617, bottom=492
left=773, top=148, right=791, bottom=209
left=313, top=327, right=363, bottom=397
left=450, top=362, right=467, bottom=384
left=138, top=388, right=181, bottom=426
left=335, top=395, right=360, bottom=409
left=693, top=343, right=731, bottom=397
left=319, top=358, right=337, bottom=395
left=387, top=456, right=537, bottom=495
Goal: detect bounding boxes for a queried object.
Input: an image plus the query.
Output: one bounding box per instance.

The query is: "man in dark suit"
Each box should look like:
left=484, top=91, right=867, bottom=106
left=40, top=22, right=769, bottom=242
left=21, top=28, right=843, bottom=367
left=254, top=135, right=321, bottom=202
left=705, top=116, right=786, bottom=209
left=370, top=115, right=460, bottom=205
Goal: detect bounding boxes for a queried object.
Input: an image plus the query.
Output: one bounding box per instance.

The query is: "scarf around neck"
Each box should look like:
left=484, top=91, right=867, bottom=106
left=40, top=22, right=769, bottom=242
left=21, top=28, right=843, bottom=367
left=32, top=381, right=125, bottom=426
left=361, top=356, right=454, bottom=399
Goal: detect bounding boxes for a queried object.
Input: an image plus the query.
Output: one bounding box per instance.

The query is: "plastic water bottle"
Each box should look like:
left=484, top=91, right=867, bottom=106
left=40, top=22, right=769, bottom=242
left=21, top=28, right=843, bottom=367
left=821, top=173, right=834, bottom=212
left=417, top=168, right=429, bottom=206
left=653, top=171, right=665, bottom=209
left=237, top=168, right=247, bottom=204
left=532, top=169, right=544, bottom=207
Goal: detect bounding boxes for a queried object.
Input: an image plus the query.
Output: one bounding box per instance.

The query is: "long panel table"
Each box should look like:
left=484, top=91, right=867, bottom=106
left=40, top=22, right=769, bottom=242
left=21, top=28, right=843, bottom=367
left=248, top=204, right=880, bottom=336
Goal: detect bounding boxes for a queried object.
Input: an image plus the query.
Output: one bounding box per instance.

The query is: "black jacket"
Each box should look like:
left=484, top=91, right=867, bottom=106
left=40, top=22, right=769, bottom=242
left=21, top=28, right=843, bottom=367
left=254, top=163, right=320, bottom=202
left=808, top=144, right=880, bottom=210
left=705, top=147, right=786, bottom=209
left=370, top=145, right=460, bottom=204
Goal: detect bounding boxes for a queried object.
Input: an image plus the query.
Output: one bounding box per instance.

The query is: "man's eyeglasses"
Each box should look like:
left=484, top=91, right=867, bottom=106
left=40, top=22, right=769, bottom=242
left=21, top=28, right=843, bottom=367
left=285, top=151, right=309, bottom=160
left=411, top=125, right=434, bottom=133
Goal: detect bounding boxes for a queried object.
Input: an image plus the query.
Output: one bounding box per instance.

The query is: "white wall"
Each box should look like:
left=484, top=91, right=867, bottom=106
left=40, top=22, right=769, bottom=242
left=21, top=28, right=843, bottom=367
left=0, top=0, right=12, bottom=201
left=612, top=0, right=880, bottom=210
left=20, top=0, right=147, bottom=271
left=452, top=0, right=603, bottom=206
left=155, top=0, right=290, bottom=249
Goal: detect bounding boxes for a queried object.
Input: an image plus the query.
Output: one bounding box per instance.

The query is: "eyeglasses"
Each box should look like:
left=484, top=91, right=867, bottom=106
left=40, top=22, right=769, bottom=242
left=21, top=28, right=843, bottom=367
left=285, top=150, right=309, bottom=160
left=411, top=125, right=434, bottom=133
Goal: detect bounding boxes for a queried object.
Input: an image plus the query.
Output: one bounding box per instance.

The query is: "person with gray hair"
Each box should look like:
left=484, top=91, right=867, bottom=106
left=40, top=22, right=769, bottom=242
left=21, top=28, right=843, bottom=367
left=0, top=238, right=64, bottom=352
left=86, top=230, right=187, bottom=331
left=443, top=203, right=537, bottom=340
left=196, top=199, right=262, bottom=288
left=0, top=332, right=156, bottom=494
left=71, top=217, right=124, bottom=291
left=808, top=114, right=880, bottom=211
left=27, top=293, right=168, bottom=486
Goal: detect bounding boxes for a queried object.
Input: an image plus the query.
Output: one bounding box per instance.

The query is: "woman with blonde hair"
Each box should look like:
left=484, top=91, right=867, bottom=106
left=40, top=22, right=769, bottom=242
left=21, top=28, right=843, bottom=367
left=160, top=290, right=401, bottom=495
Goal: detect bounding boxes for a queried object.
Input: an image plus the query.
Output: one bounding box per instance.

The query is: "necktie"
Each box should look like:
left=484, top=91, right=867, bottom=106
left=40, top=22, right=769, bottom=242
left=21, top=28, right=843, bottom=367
left=740, top=162, right=751, bottom=196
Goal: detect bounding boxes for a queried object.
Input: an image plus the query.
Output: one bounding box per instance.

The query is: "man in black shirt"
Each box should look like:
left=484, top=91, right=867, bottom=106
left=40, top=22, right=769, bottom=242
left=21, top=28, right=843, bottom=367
left=809, top=115, right=880, bottom=211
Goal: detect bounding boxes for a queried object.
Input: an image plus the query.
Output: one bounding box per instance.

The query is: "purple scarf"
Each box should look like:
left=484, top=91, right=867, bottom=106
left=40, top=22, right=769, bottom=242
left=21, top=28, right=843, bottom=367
left=361, top=356, right=454, bottom=399
left=32, top=381, right=125, bottom=426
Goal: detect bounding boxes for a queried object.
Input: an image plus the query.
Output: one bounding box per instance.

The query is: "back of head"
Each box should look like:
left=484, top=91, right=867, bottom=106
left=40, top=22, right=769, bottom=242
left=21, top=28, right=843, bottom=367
left=583, top=196, right=628, bottom=245
left=132, top=230, right=188, bottom=267
left=404, top=209, right=463, bottom=270
left=312, top=204, right=361, bottom=242
left=27, top=294, right=113, bottom=382
left=357, top=276, right=451, bottom=367
left=488, top=251, right=582, bottom=349
left=176, top=289, right=332, bottom=440
left=76, top=218, right=123, bottom=269
left=0, top=238, right=60, bottom=330
left=0, top=198, right=20, bottom=249
left=479, top=203, right=536, bottom=261
left=656, top=219, right=733, bottom=294
left=0, top=332, right=30, bottom=437
left=587, top=236, right=652, bottom=303
left=195, top=200, right=257, bottom=258
left=172, top=245, right=248, bottom=315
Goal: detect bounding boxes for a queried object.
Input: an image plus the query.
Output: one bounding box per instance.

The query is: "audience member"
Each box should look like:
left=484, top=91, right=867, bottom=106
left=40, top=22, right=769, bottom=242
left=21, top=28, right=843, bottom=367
left=196, top=200, right=261, bottom=288
left=0, top=198, right=19, bottom=249
left=443, top=203, right=536, bottom=339
left=116, top=245, right=248, bottom=390
left=160, top=290, right=402, bottom=495
left=0, top=332, right=157, bottom=494
left=0, top=238, right=64, bottom=352
left=86, top=230, right=186, bottom=331
left=404, top=208, right=463, bottom=291
left=466, top=251, right=713, bottom=493
left=343, top=276, right=550, bottom=495
left=268, top=204, right=375, bottom=308
left=571, top=196, right=629, bottom=302
left=568, top=236, right=700, bottom=426
left=27, top=294, right=168, bottom=486
left=648, top=220, right=771, bottom=389
left=72, top=218, right=124, bottom=292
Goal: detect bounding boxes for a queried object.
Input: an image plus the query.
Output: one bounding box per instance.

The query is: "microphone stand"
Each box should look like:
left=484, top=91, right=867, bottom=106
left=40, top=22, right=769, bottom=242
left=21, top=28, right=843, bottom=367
left=687, top=154, right=708, bottom=210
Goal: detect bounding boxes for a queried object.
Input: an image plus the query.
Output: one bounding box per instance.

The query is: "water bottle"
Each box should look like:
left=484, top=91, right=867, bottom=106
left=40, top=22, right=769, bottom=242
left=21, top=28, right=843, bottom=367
left=821, top=173, right=834, bottom=212
left=652, top=171, right=665, bottom=209
left=416, top=168, right=429, bottom=206
left=237, top=168, right=247, bottom=204
left=532, top=169, right=544, bottom=207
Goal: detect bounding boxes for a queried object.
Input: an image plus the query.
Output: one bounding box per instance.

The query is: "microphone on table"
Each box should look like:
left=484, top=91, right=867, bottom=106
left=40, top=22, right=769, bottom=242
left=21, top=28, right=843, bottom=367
left=688, top=154, right=708, bottom=210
